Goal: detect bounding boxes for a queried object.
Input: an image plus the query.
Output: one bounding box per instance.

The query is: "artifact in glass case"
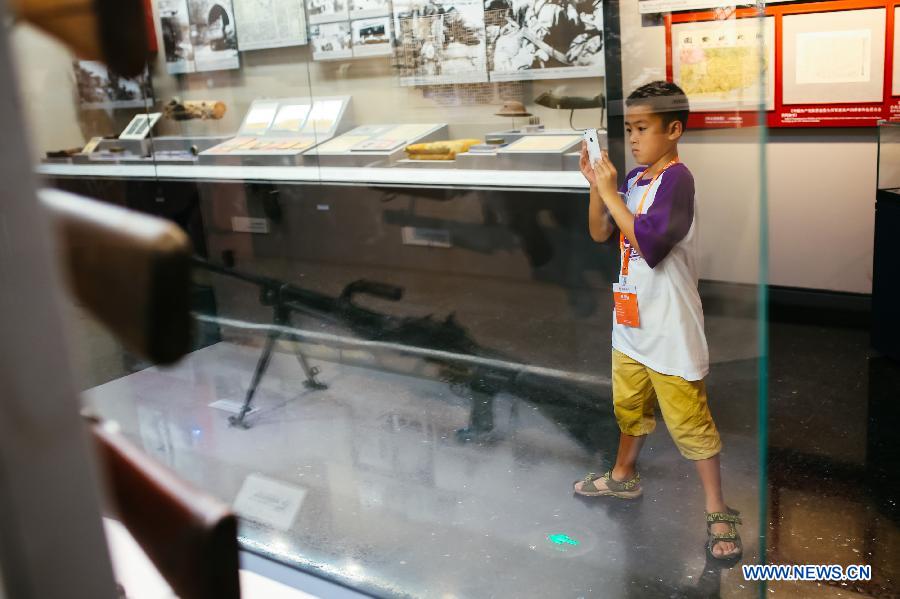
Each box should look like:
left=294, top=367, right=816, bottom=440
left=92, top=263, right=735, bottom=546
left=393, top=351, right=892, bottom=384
left=399, top=138, right=482, bottom=167
left=534, top=89, right=605, bottom=128
left=200, top=97, right=351, bottom=165
left=195, top=257, right=610, bottom=435
left=163, top=98, right=228, bottom=120
left=309, top=123, right=449, bottom=166
left=496, top=132, right=584, bottom=170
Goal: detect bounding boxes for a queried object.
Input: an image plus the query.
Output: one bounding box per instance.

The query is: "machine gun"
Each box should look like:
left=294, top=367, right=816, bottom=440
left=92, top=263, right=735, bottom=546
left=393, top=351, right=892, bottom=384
left=195, top=259, right=615, bottom=452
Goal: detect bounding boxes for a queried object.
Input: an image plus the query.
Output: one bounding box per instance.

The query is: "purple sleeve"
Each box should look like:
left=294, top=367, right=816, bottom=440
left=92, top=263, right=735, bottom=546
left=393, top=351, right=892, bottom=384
left=633, top=165, right=694, bottom=268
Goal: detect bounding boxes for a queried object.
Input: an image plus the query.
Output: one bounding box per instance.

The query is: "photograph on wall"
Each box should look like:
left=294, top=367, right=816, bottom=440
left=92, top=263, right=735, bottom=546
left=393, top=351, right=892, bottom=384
left=160, top=0, right=196, bottom=73
left=74, top=61, right=154, bottom=109
left=307, top=0, right=350, bottom=24
left=393, top=0, right=488, bottom=86
left=350, top=0, right=391, bottom=19
left=671, top=17, right=774, bottom=112
left=782, top=8, right=885, bottom=105
left=234, top=0, right=308, bottom=50
left=352, top=17, right=393, bottom=56
left=484, top=0, right=604, bottom=82
left=311, top=22, right=354, bottom=60
left=187, top=0, right=241, bottom=71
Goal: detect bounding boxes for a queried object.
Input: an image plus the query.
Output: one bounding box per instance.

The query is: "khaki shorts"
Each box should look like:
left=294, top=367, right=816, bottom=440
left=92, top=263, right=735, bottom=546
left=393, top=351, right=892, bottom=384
left=612, top=349, right=722, bottom=460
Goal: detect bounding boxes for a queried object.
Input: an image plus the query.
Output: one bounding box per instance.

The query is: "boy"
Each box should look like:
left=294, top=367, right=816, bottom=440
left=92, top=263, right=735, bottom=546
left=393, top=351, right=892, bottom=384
left=573, top=81, right=742, bottom=562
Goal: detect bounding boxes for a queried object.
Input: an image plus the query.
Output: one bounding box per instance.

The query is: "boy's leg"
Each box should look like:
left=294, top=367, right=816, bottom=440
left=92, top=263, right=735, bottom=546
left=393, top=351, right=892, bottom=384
left=647, top=373, right=739, bottom=558
left=611, top=432, right=646, bottom=481
left=574, top=350, right=655, bottom=493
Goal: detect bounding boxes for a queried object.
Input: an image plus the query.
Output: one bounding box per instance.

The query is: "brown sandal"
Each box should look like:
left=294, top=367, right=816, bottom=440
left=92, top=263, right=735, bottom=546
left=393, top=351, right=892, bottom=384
left=706, top=507, right=743, bottom=561
left=573, top=470, right=643, bottom=499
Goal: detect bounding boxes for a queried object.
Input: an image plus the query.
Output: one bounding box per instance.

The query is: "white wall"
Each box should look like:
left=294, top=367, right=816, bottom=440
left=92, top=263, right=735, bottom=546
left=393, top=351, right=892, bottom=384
left=618, top=2, right=876, bottom=293
left=11, top=2, right=878, bottom=293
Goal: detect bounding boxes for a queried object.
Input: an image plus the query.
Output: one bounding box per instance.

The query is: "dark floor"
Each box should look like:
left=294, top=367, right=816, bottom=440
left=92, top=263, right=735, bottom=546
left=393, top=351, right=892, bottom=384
left=766, top=320, right=899, bottom=599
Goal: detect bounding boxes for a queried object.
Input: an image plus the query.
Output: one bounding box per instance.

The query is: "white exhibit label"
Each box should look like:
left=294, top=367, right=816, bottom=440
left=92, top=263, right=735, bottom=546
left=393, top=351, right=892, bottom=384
left=231, top=217, right=270, bottom=233
left=119, top=113, right=162, bottom=140
left=233, top=473, right=307, bottom=531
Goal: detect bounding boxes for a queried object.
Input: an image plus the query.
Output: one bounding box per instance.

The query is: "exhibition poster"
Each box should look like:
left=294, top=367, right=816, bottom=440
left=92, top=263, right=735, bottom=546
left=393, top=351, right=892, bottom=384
left=234, top=0, right=309, bottom=50
left=307, top=0, right=351, bottom=24
left=186, top=0, right=241, bottom=71
left=311, top=21, right=354, bottom=59
left=393, top=0, right=489, bottom=86
left=485, top=0, right=605, bottom=82
left=74, top=61, right=153, bottom=109
left=160, top=0, right=197, bottom=73
left=350, top=0, right=392, bottom=19
left=352, top=16, right=394, bottom=56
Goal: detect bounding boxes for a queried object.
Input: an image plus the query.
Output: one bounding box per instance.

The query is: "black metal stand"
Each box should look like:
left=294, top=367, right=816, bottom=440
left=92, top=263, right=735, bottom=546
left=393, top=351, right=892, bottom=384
left=229, top=302, right=327, bottom=429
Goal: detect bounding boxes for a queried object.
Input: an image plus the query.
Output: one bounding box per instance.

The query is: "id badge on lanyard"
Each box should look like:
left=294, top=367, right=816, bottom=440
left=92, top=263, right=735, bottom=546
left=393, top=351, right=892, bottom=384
left=613, top=159, right=678, bottom=328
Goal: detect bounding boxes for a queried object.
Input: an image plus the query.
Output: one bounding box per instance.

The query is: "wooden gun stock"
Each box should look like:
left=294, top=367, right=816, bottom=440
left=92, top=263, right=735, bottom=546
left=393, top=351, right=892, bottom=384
left=9, top=0, right=150, bottom=77
left=41, top=189, right=192, bottom=365
left=93, top=423, right=241, bottom=599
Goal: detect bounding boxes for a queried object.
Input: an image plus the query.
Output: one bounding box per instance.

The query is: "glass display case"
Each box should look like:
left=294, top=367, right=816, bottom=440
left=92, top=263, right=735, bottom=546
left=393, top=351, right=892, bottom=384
left=10, top=0, right=769, bottom=596
left=873, top=121, right=900, bottom=360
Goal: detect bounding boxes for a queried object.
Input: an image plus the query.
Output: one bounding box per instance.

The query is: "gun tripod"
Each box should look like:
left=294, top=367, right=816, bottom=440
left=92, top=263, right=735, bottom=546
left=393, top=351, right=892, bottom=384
left=229, top=299, right=328, bottom=429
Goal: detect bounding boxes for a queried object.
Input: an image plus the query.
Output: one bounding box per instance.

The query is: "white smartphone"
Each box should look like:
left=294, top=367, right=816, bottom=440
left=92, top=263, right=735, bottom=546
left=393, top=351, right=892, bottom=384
left=582, top=128, right=602, bottom=164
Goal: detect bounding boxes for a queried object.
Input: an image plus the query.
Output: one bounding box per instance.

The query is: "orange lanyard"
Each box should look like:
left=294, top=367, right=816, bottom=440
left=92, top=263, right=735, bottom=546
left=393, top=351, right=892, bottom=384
left=619, top=158, right=679, bottom=278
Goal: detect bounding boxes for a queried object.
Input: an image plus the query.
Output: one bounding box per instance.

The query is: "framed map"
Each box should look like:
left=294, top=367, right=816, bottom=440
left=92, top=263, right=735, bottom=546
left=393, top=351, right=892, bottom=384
left=672, top=16, right=775, bottom=112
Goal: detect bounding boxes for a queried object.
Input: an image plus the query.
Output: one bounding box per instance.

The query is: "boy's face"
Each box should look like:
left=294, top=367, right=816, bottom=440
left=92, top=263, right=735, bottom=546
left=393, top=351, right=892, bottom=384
left=624, top=104, right=682, bottom=165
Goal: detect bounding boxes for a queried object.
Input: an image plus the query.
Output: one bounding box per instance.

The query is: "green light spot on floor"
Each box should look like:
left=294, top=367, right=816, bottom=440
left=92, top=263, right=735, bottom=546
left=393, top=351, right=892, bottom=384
left=547, top=534, right=580, bottom=547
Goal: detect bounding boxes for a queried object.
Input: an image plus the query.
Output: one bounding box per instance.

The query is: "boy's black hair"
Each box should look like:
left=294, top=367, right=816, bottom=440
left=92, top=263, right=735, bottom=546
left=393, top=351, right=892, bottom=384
left=626, top=81, right=690, bottom=133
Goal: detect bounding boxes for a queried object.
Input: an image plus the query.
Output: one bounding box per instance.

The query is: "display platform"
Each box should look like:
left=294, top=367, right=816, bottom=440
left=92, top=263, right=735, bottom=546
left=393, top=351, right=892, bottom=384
left=83, top=336, right=761, bottom=599
left=72, top=136, right=232, bottom=165
left=37, top=162, right=589, bottom=191
left=496, top=133, right=584, bottom=171
left=306, top=123, right=449, bottom=167
left=200, top=97, right=351, bottom=166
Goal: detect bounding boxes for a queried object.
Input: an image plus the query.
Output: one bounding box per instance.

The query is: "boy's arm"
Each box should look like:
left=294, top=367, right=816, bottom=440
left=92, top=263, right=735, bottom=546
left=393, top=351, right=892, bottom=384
left=593, top=153, right=694, bottom=268
left=593, top=152, right=642, bottom=254
left=580, top=141, right=616, bottom=243
left=587, top=184, right=616, bottom=242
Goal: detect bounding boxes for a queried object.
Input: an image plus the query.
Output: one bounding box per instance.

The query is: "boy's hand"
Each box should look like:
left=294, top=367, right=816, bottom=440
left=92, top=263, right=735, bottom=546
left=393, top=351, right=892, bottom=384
left=593, top=150, right=619, bottom=200
left=579, top=141, right=597, bottom=187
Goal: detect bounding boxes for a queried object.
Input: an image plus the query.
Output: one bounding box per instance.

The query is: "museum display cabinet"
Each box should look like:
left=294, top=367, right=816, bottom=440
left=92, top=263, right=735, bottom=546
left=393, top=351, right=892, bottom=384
left=8, top=0, right=772, bottom=595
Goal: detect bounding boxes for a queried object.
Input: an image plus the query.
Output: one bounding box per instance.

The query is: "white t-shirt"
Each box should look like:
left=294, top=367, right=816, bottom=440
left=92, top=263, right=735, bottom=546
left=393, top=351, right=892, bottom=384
left=611, top=163, right=709, bottom=381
